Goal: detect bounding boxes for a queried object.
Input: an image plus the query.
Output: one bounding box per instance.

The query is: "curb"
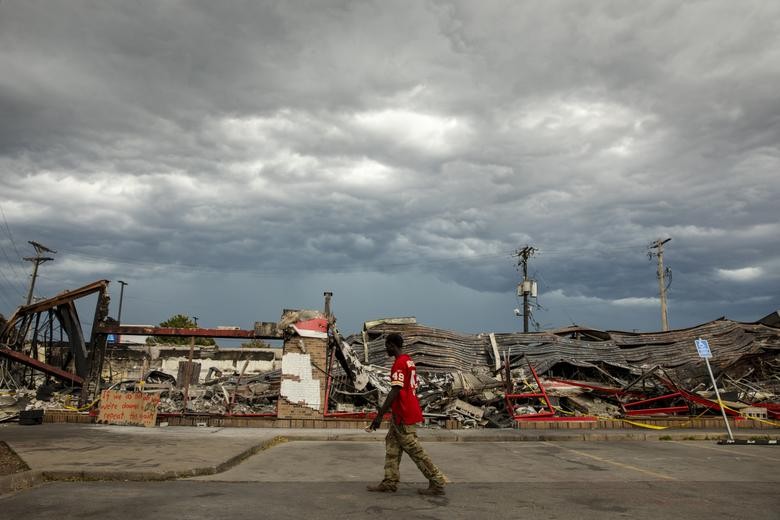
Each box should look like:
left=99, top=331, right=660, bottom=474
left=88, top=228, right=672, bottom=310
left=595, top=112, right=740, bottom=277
left=0, top=470, right=44, bottom=496
left=282, top=431, right=779, bottom=442
left=19, top=436, right=289, bottom=485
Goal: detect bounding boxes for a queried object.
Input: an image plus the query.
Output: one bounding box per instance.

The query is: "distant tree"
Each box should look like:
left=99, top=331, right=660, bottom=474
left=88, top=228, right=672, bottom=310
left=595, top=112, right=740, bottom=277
left=240, top=339, right=272, bottom=349
left=145, top=314, right=215, bottom=346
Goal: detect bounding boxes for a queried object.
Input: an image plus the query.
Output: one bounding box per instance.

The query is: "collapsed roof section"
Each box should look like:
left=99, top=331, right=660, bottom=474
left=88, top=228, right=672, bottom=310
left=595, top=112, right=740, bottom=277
left=347, top=314, right=780, bottom=380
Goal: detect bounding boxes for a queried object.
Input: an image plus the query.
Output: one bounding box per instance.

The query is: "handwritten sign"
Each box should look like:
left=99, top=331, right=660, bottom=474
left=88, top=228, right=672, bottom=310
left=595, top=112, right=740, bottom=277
left=97, top=390, right=160, bottom=428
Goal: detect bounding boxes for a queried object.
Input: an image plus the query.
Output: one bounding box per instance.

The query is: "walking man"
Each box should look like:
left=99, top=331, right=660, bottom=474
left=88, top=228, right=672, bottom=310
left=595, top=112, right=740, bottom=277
left=366, top=333, right=447, bottom=495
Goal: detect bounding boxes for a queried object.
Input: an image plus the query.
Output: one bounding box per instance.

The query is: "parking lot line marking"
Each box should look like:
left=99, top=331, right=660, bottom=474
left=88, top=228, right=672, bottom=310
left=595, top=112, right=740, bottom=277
left=669, top=441, right=780, bottom=462
left=543, top=442, right=677, bottom=481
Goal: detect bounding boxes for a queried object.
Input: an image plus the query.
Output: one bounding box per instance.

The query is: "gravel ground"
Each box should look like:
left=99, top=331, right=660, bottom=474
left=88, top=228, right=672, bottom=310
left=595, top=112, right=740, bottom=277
left=0, top=441, right=29, bottom=476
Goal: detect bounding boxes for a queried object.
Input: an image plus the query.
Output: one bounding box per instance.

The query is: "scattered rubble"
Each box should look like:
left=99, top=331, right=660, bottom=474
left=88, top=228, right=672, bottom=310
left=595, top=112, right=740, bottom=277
left=1, top=280, right=778, bottom=429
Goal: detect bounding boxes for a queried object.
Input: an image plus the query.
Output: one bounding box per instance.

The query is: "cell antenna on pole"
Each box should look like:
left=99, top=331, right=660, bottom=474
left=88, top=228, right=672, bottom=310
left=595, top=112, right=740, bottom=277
left=513, top=246, right=537, bottom=333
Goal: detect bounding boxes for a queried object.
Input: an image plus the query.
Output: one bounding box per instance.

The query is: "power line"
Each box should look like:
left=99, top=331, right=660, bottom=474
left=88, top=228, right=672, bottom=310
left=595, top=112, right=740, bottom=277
left=54, top=247, right=517, bottom=276
left=0, top=252, right=24, bottom=293
left=0, top=204, right=24, bottom=260
left=536, top=242, right=649, bottom=256
left=0, top=265, right=25, bottom=303
left=0, top=247, right=28, bottom=296
left=0, top=278, right=19, bottom=309
left=0, top=203, right=28, bottom=290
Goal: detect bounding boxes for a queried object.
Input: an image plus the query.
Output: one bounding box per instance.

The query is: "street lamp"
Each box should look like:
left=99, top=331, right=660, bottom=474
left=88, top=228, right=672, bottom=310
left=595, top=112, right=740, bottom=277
left=116, top=280, right=128, bottom=344
left=117, top=281, right=128, bottom=324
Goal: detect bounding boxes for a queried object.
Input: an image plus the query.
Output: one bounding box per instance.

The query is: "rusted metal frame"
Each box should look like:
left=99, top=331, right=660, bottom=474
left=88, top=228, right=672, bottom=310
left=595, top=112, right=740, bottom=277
left=323, top=337, right=336, bottom=416
left=0, top=347, right=84, bottom=385
left=30, top=312, right=42, bottom=362
left=82, top=284, right=110, bottom=404
left=619, top=365, right=663, bottom=397
left=14, top=280, right=110, bottom=315
left=47, top=309, right=54, bottom=363
left=58, top=302, right=88, bottom=378
left=17, top=314, right=33, bottom=350
left=50, top=306, right=71, bottom=371
left=0, top=280, right=107, bottom=356
left=16, top=314, right=35, bottom=385
left=0, top=308, right=25, bottom=346
left=96, top=325, right=261, bottom=339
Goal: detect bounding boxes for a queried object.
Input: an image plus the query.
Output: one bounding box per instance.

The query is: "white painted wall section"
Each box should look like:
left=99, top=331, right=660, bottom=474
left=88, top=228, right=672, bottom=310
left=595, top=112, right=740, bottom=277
left=280, top=352, right=321, bottom=409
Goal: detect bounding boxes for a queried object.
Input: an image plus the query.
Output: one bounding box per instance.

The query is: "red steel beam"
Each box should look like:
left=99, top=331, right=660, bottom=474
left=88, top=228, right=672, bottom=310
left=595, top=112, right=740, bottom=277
left=546, top=377, right=645, bottom=397
left=624, top=392, right=683, bottom=409
left=661, top=379, right=742, bottom=417
left=0, top=347, right=84, bottom=385
left=624, top=406, right=690, bottom=416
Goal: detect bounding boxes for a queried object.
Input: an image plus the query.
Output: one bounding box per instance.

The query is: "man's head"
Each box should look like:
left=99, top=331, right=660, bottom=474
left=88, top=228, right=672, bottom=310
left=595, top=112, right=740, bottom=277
left=385, top=333, right=403, bottom=357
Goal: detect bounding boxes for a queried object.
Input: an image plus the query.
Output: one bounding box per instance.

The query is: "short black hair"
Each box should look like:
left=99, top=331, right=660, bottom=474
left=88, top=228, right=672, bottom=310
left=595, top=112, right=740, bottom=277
left=385, top=333, right=404, bottom=349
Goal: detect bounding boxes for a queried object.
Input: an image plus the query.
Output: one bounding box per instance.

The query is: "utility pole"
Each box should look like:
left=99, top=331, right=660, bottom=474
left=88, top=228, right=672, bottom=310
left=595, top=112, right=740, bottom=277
left=116, top=280, right=128, bottom=344
left=24, top=241, right=56, bottom=305
left=514, top=246, right=537, bottom=333
left=648, top=238, right=672, bottom=331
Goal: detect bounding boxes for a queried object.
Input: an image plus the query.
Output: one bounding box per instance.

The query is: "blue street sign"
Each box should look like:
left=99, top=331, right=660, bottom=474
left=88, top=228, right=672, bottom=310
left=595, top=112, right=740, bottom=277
left=695, top=338, right=711, bottom=358
left=107, top=334, right=116, bottom=343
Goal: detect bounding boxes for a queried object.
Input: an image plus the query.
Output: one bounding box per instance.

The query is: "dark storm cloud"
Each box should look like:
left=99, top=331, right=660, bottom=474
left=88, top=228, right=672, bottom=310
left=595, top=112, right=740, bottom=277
left=0, top=0, right=778, bottom=332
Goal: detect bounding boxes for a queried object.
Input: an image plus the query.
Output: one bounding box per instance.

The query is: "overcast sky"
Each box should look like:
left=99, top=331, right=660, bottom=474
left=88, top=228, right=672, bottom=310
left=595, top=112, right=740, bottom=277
left=1, top=0, right=778, bottom=337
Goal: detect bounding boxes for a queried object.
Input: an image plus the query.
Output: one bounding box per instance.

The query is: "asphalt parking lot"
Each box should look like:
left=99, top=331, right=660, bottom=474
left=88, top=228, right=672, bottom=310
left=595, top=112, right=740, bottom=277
left=2, top=440, right=778, bottom=519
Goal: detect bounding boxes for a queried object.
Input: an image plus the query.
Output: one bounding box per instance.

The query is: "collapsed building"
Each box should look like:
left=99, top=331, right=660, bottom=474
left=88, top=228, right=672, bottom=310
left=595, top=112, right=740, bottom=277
left=0, top=280, right=778, bottom=429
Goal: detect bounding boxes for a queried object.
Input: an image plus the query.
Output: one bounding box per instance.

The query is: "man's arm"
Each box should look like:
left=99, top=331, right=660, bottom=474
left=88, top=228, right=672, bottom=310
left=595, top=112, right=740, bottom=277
left=367, top=386, right=400, bottom=431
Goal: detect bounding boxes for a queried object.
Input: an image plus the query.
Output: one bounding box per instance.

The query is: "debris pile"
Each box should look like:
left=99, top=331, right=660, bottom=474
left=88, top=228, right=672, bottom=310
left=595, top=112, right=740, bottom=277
left=328, top=313, right=780, bottom=427
left=116, top=369, right=281, bottom=416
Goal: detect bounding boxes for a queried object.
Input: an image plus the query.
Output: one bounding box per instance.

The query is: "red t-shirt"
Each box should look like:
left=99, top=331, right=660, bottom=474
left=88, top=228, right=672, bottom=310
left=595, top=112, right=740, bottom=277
left=390, top=354, right=424, bottom=425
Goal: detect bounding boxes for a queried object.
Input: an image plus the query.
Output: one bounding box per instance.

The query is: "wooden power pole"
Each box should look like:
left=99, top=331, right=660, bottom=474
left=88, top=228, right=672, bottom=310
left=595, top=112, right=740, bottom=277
left=24, top=241, right=56, bottom=305
left=649, top=238, right=672, bottom=331
left=514, top=246, right=537, bottom=333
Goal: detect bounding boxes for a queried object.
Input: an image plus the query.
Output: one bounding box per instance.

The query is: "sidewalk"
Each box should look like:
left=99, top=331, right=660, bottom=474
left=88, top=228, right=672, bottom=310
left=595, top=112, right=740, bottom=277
left=1, top=422, right=778, bottom=494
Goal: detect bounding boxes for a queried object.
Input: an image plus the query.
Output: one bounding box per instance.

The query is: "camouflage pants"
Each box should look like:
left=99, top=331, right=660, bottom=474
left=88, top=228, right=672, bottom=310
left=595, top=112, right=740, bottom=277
left=381, top=422, right=446, bottom=488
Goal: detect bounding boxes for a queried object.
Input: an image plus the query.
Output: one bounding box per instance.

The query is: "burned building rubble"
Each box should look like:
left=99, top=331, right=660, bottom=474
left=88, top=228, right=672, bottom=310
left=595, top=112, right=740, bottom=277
left=329, top=314, right=780, bottom=427
left=0, top=280, right=778, bottom=428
